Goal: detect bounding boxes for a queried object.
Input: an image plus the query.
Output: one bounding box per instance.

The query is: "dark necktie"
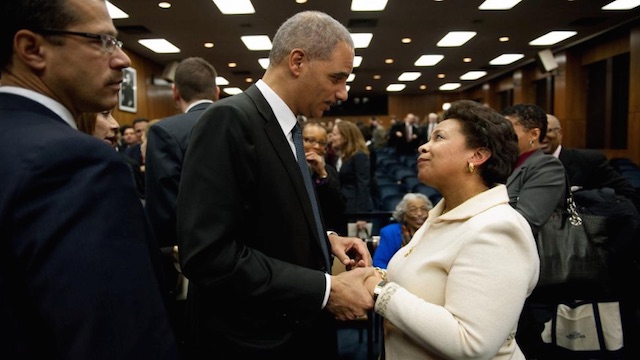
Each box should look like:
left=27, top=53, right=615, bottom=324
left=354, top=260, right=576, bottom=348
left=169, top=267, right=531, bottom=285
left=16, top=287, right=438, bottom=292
left=292, top=123, right=331, bottom=270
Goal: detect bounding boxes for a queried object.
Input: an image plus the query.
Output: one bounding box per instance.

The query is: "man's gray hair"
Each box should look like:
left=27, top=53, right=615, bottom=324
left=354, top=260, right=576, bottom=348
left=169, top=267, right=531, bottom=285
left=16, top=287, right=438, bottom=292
left=269, top=11, right=354, bottom=66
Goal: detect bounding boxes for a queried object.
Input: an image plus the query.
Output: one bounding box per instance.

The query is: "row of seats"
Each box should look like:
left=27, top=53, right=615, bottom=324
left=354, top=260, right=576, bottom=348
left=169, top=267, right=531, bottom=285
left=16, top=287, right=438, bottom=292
left=610, top=157, right=640, bottom=189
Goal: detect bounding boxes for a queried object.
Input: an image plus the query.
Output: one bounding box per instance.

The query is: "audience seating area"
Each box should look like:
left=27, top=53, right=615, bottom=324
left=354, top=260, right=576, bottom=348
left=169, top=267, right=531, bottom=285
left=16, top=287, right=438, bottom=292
left=372, top=147, right=442, bottom=211
left=611, top=157, right=640, bottom=189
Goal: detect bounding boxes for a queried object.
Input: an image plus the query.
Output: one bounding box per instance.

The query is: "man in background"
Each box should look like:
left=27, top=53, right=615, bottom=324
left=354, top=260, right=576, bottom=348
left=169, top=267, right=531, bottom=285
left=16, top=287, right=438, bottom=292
left=542, top=114, right=639, bottom=209
left=145, top=56, right=219, bottom=353
left=0, top=0, right=178, bottom=358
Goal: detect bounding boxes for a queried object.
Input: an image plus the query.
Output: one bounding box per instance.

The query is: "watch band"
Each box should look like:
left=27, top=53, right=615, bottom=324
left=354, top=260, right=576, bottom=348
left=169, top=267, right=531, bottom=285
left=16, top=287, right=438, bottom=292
left=373, top=280, right=386, bottom=301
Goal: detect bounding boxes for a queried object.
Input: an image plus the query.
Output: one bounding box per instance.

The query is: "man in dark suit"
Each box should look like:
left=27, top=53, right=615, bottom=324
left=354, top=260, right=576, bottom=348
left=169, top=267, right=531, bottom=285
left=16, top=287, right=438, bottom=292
left=542, top=114, right=639, bottom=209
left=0, top=0, right=179, bottom=359
left=145, top=56, right=219, bottom=352
left=177, top=11, right=375, bottom=360
left=388, top=112, right=420, bottom=155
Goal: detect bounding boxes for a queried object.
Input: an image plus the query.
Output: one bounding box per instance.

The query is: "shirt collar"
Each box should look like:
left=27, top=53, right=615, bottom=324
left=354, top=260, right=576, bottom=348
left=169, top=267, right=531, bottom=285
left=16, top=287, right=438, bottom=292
left=552, top=144, right=562, bottom=158
left=0, top=86, right=76, bottom=129
left=185, top=99, right=214, bottom=113
left=255, top=79, right=297, bottom=135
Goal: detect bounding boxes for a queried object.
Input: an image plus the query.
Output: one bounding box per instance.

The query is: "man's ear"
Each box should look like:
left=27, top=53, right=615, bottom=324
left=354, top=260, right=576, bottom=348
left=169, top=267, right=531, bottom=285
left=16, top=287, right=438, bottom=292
left=215, top=85, right=220, bottom=100
left=171, top=83, right=180, bottom=102
left=13, top=30, right=47, bottom=71
left=288, top=49, right=305, bottom=76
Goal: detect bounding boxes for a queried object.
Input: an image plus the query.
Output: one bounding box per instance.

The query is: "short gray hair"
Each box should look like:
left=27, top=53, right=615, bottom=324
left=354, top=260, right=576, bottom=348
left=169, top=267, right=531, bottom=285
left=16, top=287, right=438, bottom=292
left=269, top=11, right=354, bottom=66
left=392, top=193, right=433, bottom=222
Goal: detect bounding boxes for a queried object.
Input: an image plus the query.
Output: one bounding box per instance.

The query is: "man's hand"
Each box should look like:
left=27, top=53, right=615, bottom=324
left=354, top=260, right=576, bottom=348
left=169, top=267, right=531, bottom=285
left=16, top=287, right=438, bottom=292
left=326, top=267, right=377, bottom=320
left=328, top=232, right=372, bottom=270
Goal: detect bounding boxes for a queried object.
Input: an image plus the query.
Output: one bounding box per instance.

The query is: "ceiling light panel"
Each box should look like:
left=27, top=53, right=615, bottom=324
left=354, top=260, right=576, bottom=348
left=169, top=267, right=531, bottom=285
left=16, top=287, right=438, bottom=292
left=460, top=71, right=487, bottom=80
left=386, top=84, right=406, bottom=92
left=216, top=76, right=229, bottom=85
left=351, top=0, right=388, bottom=11
left=398, top=72, right=422, bottom=81
left=258, top=58, right=270, bottom=69
left=479, top=0, right=523, bottom=10
left=414, top=55, right=444, bottom=66
left=489, top=53, right=524, bottom=65
left=354, top=56, right=363, bottom=67
left=437, top=31, right=477, bottom=47
left=106, top=1, right=129, bottom=19
left=439, top=83, right=461, bottom=91
left=138, top=39, right=180, bottom=53
left=241, top=35, right=272, bottom=50
left=602, top=0, right=640, bottom=10
left=529, top=31, right=577, bottom=46
left=212, top=0, right=255, bottom=14
left=223, top=87, right=243, bottom=95
left=351, top=33, right=374, bottom=48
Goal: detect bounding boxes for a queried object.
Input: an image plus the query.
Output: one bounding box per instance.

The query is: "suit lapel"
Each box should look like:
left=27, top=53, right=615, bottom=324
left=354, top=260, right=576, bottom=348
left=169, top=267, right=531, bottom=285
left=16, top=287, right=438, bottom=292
left=245, top=86, right=324, bottom=247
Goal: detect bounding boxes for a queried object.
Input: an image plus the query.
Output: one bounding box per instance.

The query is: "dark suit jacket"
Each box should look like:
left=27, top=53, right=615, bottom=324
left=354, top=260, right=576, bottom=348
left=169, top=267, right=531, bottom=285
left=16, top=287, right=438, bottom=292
left=506, top=149, right=566, bottom=237
left=177, top=85, right=336, bottom=357
left=558, top=147, right=640, bottom=209
left=0, top=93, right=178, bottom=359
left=339, top=151, right=374, bottom=213
left=313, top=163, right=347, bottom=235
left=145, top=102, right=212, bottom=249
left=388, top=122, right=419, bottom=155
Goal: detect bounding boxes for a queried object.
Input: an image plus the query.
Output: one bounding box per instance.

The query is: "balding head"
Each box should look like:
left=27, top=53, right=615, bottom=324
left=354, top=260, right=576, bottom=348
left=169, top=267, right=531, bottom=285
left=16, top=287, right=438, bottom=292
left=541, top=114, right=563, bottom=155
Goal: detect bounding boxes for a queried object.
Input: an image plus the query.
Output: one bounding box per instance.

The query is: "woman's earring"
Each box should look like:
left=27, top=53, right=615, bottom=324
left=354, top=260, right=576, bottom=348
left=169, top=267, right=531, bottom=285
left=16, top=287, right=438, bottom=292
left=468, top=162, right=474, bottom=173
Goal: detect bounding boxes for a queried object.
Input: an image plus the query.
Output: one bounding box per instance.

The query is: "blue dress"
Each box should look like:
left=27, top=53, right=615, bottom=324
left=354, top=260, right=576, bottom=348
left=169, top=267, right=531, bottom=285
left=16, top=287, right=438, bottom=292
left=372, top=222, right=403, bottom=269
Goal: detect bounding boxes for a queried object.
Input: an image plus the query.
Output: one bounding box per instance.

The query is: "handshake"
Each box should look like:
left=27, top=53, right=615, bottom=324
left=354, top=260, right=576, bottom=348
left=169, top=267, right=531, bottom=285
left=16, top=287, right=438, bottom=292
left=325, top=232, right=386, bottom=321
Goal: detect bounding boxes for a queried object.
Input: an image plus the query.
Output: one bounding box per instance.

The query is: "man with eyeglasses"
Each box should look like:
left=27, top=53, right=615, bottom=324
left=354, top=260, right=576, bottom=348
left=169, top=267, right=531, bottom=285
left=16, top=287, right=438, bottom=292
left=0, top=0, right=180, bottom=359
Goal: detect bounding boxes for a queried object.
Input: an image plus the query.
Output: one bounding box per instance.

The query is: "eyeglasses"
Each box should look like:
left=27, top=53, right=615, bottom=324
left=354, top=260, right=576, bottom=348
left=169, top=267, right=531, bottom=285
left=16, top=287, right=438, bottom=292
left=303, top=137, right=327, bottom=147
left=37, top=28, right=123, bottom=54
left=547, top=127, right=561, bottom=133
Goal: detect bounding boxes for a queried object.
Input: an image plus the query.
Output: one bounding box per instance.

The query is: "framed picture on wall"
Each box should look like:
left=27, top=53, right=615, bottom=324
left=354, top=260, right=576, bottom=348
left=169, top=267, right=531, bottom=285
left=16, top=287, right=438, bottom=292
left=119, top=67, right=137, bottom=113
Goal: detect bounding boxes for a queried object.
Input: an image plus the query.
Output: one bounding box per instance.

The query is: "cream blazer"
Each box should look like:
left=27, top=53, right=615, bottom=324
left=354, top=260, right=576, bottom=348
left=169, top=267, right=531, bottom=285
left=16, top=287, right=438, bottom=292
left=378, top=184, right=539, bottom=360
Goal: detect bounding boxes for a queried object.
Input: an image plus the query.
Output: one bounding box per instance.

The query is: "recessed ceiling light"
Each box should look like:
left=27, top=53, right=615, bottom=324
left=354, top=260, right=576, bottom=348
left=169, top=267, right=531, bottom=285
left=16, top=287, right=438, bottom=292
left=365, top=86, right=372, bottom=90
left=354, top=56, right=363, bottom=67
left=258, top=58, right=270, bottom=69
left=347, top=74, right=356, bottom=82
left=499, top=36, right=510, bottom=42
left=479, top=0, right=522, bottom=10
left=419, top=85, right=427, bottom=90
left=245, top=77, right=253, bottom=83
left=414, top=55, right=444, bottom=66
left=106, top=1, right=129, bottom=19
left=351, top=0, right=388, bottom=11
left=223, top=87, right=243, bottom=95
left=489, top=53, right=524, bottom=65
left=386, top=84, right=406, bottom=92
left=228, top=62, right=237, bottom=68
left=241, top=35, right=272, bottom=50
left=138, top=39, right=180, bottom=53
left=216, top=76, right=229, bottom=85
left=463, top=57, right=472, bottom=63
left=351, top=33, right=373, bottom=48
left=401, top=38, right=412, bottom=44
left=437, top=31, right=476, bottom=47
left=460, top=71, right=487, bottom=80
left=529, top=31, right=577, bottom=46
left=398, top=72, right=421, bottom=81
left=437, top=73, right=446, bottom=79
left=204, top=42, right=214, bottom=48
left=158, top=2, right=171, bottom=9
left=212, top=0, right=255, bottom=14
left=384, top=58, right=394, bottom=64
left=602, top=0, right=640, bottom=10
left=373, top=75, right=381, bottom=80
left=439, top=83, right=461, bottom=91
left=296, top=0, right=307, bottom=3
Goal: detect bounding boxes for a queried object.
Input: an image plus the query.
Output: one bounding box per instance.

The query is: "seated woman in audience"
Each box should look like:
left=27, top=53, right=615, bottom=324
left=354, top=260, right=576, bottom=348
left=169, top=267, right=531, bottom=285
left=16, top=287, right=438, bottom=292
left=363, top=99, right=539, bottom=359
left=372, top=192, right=432, bottom=269
left=302, top=121, right=347, bottom=234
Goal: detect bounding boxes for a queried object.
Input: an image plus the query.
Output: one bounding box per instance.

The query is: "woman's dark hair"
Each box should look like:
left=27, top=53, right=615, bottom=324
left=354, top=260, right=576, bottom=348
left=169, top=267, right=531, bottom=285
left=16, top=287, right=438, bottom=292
left=443, top=100, right=519, bottom=185
left=501, top=103, right=548, bottom=142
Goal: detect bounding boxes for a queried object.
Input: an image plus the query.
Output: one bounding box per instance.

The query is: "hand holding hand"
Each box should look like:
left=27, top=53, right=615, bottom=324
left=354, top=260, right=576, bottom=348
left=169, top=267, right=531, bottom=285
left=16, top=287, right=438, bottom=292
left=326, top=267, right=376, bottom=320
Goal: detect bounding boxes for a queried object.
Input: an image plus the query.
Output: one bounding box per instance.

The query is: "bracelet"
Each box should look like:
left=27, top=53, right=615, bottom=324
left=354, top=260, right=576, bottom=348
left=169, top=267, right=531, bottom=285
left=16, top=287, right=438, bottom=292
left=374, top=267, right=387, bottom=281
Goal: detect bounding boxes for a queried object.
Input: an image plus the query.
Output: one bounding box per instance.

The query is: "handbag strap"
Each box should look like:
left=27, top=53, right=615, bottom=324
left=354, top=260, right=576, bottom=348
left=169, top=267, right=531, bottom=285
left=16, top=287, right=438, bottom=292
left=560, top=169, right=583, bottom=226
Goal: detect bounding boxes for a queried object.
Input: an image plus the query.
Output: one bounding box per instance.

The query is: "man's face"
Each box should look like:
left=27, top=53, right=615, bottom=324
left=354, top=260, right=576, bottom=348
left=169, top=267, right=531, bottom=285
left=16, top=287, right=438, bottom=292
left=123, top=128, right=137, bottom=145
left=541, top=116, right=562, bottom=154
left=133, top=121, right=148, bottom=142
left=298, top=41, right=353, bottom=118
left=42, top=0, right=131, bottom=116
